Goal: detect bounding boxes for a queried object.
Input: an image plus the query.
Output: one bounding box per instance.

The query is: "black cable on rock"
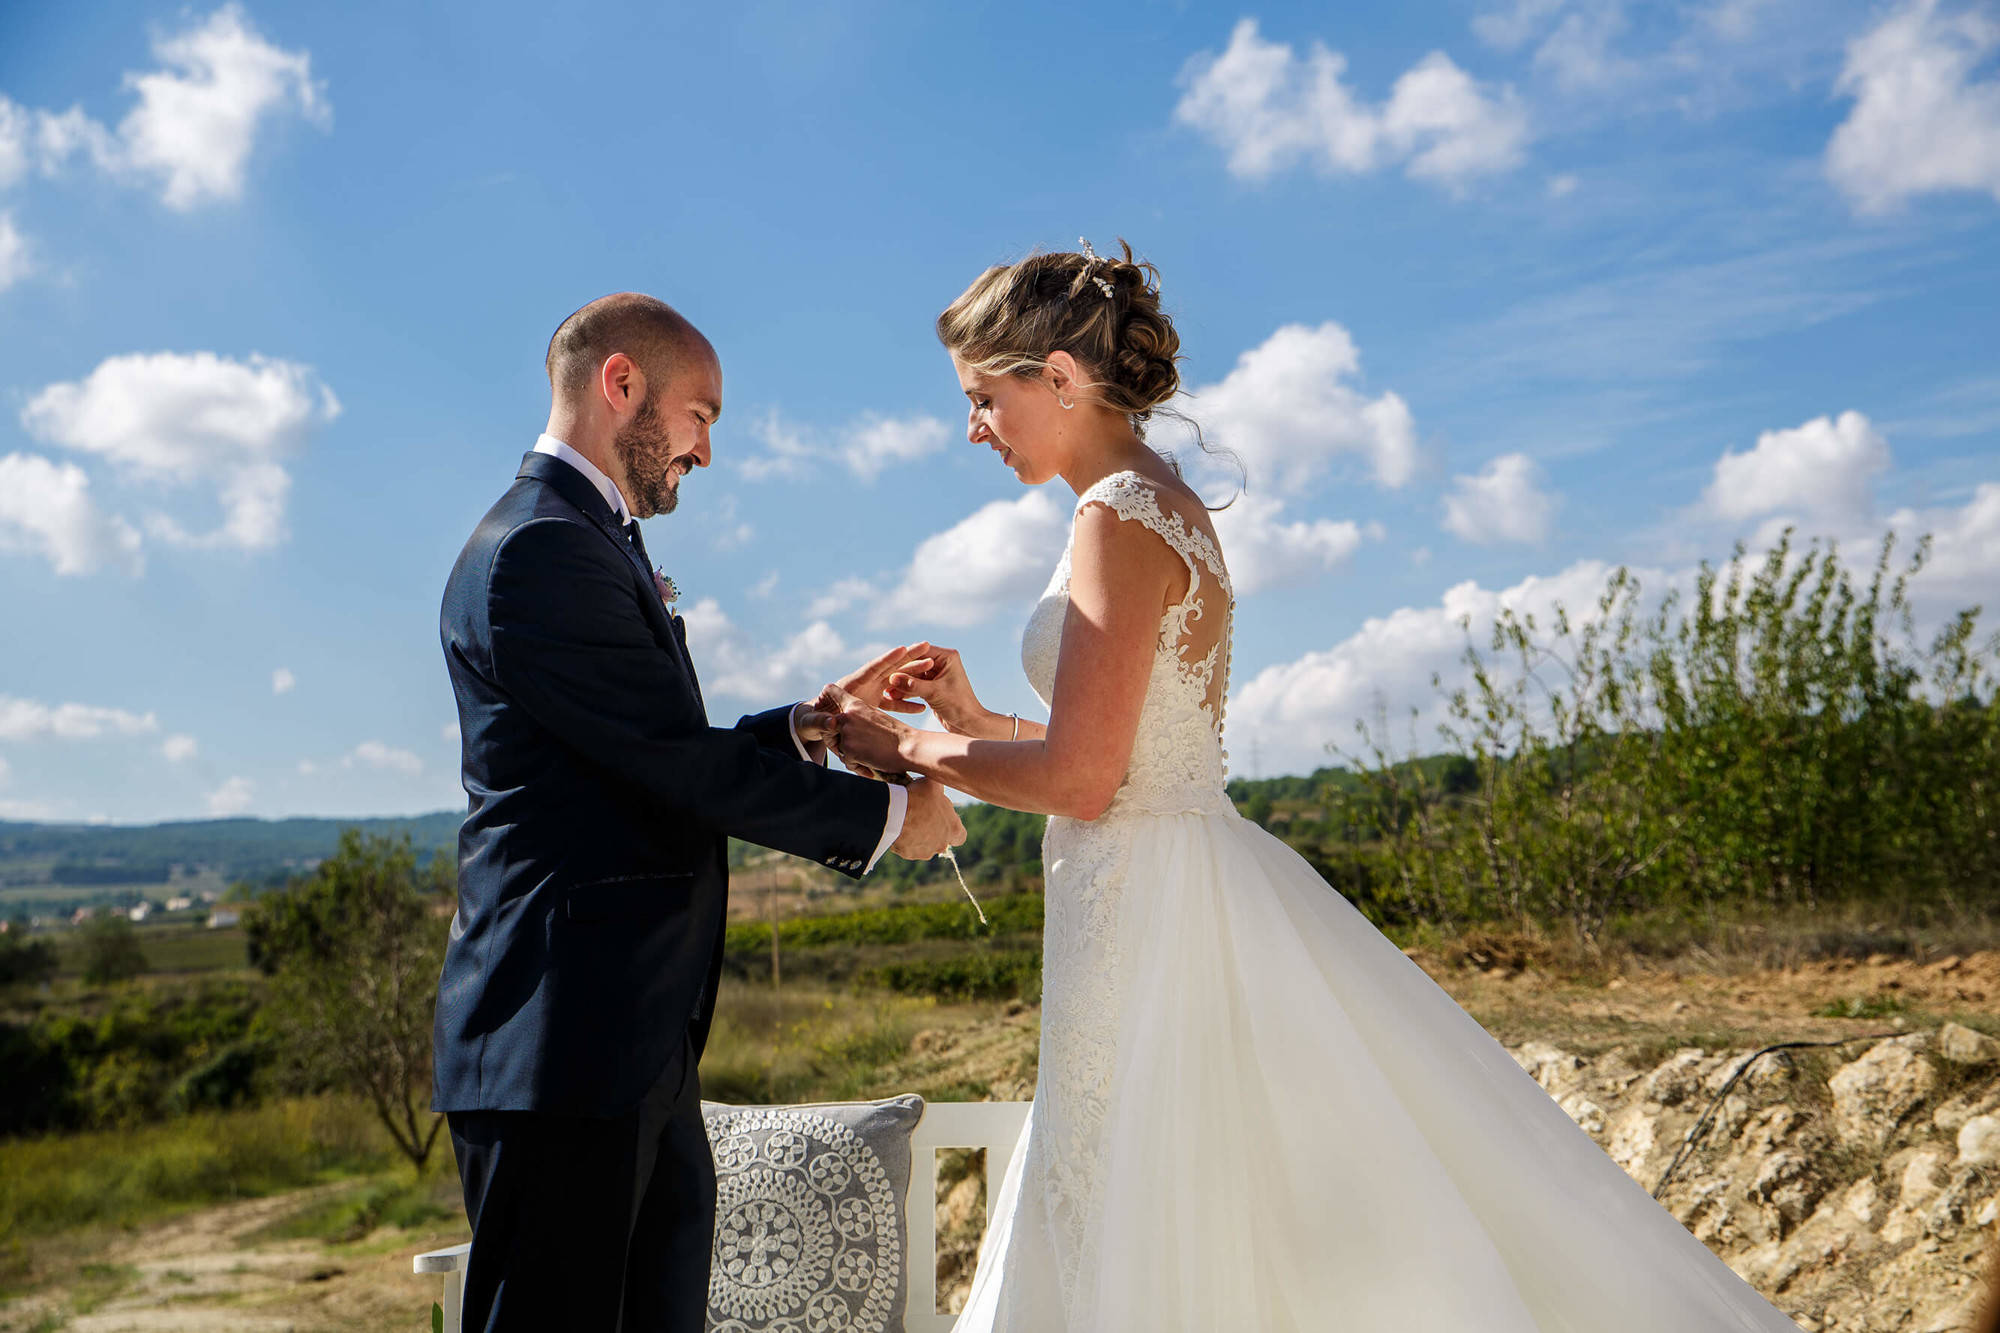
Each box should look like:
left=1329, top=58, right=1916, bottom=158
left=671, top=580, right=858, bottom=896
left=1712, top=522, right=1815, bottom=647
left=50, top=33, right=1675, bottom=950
left=1651, top=1030, right=1907, bottom=1199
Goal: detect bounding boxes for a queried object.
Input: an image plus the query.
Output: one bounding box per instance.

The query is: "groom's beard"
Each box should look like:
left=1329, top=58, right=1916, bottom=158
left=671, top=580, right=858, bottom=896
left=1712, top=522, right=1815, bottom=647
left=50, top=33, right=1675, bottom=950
left=613, top=394, right=690, bottom=519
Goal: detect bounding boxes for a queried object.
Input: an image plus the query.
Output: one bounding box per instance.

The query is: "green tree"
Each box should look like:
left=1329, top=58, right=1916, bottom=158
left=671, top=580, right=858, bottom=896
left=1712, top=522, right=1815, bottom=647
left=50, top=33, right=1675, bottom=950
left=0, top=929, right=58, bottom=988
left=80, top=914, right=148, bottom=985
left=252, top=831, right=452, bottom=1170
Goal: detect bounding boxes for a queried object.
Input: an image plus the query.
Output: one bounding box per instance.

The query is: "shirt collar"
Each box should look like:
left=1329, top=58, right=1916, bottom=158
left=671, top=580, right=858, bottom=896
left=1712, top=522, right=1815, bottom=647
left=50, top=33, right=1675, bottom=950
left=533, top=434, right=631, bottom=526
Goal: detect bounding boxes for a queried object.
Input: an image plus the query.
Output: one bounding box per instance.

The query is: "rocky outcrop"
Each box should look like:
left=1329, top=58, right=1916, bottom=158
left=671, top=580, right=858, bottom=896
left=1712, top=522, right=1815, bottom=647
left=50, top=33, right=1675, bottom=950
left=1505, top=1030, right=2000, bottom=1332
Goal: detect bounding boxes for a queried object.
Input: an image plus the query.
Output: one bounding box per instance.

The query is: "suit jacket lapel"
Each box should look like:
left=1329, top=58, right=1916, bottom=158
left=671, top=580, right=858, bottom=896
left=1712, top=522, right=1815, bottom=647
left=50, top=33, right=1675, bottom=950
left=516, top=452, right=706, bottom=711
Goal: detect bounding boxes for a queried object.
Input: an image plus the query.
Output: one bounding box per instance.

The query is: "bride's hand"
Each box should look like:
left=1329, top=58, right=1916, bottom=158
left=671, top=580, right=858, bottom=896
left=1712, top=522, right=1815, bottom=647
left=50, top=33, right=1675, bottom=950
left=833, top=642, right=931, bottom=716
left=821, top=685, right=916, bottom=778
left=885, top=645, right=990, bottom=736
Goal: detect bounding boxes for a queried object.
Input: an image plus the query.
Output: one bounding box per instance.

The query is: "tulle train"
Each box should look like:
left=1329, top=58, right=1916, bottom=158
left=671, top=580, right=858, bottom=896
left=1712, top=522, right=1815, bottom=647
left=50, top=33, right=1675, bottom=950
left=954, top=811, right=1799, bottom=1333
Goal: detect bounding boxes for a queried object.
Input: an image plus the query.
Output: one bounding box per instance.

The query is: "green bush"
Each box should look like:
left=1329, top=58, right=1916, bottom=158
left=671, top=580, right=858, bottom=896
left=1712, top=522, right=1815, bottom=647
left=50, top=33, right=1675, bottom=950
left=0, top=980, right=269, bottom=1135
left=0, top=931, right=56, bottom=988
left=864, top=949, right=1043, bottom=1002
left=1330, top=531, right=1999, bottom=940
left=725, top=891, right=1042, bottom=953
left=79, top=915, right=147, bottom=986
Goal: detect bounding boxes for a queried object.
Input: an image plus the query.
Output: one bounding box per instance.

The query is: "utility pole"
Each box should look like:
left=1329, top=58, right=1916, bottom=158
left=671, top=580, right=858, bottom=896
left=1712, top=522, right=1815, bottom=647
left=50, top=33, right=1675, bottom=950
left=767, top=879, right=781, bottom=990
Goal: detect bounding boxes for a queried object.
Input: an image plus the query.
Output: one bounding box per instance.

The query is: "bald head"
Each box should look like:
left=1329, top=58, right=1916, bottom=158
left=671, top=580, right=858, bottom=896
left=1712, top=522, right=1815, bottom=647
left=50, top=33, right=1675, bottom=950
left=545, top=292, right=709, bottom=402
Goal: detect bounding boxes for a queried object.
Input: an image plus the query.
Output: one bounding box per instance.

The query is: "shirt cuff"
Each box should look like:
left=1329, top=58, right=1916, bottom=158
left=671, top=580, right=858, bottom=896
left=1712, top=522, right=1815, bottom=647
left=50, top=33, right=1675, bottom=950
left=788, top=703, right=827, bottom=766
left=865, top=783, right=907, bottom=874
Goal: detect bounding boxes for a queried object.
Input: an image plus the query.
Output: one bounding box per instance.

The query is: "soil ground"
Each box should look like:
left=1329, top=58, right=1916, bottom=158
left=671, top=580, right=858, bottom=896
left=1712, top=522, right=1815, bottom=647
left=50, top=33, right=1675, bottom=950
left=5, top=947, right=1995, bottom=1331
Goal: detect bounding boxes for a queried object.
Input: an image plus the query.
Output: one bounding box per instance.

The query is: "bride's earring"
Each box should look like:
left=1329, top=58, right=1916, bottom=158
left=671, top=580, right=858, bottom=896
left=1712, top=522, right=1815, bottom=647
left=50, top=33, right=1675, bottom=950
left=1059, top=395, right=1075, bottom=410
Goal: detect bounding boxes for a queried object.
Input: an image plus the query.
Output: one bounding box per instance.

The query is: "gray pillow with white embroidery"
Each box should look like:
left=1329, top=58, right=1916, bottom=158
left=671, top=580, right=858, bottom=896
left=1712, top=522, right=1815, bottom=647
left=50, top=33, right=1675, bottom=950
left=702, top=1093, right=925, bottom=1333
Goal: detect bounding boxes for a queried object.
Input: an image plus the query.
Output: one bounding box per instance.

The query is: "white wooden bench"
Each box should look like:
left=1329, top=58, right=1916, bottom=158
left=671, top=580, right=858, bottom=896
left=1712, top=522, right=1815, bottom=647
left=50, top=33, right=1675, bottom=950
left=414, top=1100, right=1031, bottom=1333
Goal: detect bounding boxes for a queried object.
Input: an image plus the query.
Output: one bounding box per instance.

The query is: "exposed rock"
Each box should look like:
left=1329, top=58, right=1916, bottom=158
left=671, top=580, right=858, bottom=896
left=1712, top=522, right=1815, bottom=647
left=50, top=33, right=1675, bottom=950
left=1513, top=1040, right=1588, bottom=1094
left=1959, top=1114, right=2000, bottom=1167
left=937, top=1172, right=982, bottom=1235
left=1829, top=1036, right=1938, bottom=1146
left=1939, top=1021, right=2000, bottom=1066
left=1559, top=1092, right=1607, bottom=1136
left=1937, top=1088, right=2000, bottom=1134
left=1748, top=1151, right=1824, bottom=1234
left=1644, top=1048, right=1717, bottom=1106
left=1605, top=1104, right=1659, bottom=1172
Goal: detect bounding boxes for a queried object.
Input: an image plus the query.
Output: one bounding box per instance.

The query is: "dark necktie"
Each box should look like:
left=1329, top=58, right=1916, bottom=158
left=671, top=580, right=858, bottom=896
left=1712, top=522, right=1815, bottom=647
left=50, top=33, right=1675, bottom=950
left=623, top=518, right=652, bottom=572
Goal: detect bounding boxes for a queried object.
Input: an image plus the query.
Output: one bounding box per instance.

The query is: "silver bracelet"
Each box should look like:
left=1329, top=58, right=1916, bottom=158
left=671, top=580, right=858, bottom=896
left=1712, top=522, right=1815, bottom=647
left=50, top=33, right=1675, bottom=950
left=1010, top=711, right=1020, bottom=741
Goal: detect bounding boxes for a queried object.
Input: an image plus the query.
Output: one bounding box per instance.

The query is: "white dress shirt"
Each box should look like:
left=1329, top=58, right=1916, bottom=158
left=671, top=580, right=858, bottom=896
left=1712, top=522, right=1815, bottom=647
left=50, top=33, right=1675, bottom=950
left=533, top=434, right=905, bottom=870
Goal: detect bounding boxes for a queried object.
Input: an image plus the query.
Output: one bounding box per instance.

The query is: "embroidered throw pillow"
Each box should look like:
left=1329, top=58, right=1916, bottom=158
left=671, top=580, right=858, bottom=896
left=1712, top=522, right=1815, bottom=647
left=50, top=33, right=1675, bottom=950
left=702, top=1094, right=925, bottom=1333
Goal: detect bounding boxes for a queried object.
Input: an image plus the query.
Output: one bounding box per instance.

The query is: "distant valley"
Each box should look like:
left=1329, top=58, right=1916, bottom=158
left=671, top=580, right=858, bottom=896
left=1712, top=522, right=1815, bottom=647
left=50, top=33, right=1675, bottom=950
left=0, top=813, right=459, bottom=920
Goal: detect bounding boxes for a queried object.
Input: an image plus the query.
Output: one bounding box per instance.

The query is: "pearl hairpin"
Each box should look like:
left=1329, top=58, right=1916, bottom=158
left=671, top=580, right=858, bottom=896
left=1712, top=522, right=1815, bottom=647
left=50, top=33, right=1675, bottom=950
left=1079, top=237, right=1116, bottom=298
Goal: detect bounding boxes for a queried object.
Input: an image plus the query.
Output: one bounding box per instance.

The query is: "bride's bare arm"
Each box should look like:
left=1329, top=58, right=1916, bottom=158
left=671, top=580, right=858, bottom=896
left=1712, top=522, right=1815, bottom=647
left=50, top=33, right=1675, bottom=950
left=831, top=504, right=1183, bottom=818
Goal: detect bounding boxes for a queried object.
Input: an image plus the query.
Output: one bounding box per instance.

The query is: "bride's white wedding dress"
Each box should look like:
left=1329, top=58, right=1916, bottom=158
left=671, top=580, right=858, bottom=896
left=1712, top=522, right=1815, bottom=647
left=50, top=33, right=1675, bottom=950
left=953, top=470, right=1797, bottom=1332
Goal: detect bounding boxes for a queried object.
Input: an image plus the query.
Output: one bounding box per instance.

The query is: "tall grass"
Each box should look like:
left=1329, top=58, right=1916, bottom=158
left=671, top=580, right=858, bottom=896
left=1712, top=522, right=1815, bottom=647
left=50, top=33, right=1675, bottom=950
left=0, top=1095, right=394, bottom=1242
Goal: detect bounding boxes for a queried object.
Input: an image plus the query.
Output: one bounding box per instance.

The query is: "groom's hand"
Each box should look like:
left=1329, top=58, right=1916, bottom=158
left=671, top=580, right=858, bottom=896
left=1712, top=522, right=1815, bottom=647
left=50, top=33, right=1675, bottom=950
left=892, top=776, right=965, bottom=860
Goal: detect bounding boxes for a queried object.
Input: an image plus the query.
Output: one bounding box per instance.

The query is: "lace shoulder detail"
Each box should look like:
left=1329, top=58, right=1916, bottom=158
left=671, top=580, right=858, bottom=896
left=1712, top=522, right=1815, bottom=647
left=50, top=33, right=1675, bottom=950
left=1073, top=471, right=1231, bottom=596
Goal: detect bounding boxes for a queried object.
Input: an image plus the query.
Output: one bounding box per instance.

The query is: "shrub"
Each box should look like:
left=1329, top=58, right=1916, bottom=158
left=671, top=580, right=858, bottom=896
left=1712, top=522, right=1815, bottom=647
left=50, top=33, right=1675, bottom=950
left=79, top=916, right=147, bottom=986
left=863, top=950, right=1043, bottom=1002
left=0, top=931, right=56, bottom=989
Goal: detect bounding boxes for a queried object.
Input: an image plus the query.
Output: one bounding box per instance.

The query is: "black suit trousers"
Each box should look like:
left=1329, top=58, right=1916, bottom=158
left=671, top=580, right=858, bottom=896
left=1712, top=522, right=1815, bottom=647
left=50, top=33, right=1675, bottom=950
left=447, top=1036, right=714, bottom=1333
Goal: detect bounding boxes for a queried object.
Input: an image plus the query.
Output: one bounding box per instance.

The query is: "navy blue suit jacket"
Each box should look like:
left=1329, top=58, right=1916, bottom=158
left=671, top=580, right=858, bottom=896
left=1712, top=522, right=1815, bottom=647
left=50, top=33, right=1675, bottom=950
left=434, top=451, right=891, bottom=1116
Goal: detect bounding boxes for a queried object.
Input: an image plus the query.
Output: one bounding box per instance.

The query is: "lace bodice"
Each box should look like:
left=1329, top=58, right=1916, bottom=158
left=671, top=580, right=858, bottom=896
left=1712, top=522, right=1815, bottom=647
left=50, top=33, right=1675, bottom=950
left=1020, top=470, right=1236, bottom=819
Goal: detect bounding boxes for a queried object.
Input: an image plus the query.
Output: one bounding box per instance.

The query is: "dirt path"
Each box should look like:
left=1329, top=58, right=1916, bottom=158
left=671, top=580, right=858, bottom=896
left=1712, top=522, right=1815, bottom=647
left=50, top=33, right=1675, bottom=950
left=0, top=1184, right=469, bottom=1333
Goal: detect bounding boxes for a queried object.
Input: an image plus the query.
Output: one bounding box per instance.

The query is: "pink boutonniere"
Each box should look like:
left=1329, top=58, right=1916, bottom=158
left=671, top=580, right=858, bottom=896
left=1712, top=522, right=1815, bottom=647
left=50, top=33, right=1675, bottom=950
left=653, top=567, right=679, bottom=606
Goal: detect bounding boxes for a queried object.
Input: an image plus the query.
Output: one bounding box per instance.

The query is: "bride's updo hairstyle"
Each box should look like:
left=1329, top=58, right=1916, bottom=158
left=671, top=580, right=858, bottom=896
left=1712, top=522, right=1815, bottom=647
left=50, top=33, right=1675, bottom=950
left=937, top=239, right=1183, bottom=438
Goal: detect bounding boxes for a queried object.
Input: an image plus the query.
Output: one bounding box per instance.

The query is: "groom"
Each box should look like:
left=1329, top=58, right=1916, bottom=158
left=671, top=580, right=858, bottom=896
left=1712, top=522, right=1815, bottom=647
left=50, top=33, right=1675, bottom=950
left=435, top=292, right=963, bottom=1332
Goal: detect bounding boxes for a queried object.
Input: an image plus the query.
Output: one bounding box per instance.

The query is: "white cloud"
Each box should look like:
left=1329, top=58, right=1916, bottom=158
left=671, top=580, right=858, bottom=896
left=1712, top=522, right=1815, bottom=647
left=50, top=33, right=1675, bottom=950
left=1213, top=493, right=1372, bottom=595
left=22, top=351, right=339, bottom=551
left=1892, top=481, right=2000, bottom=604
left=1229, top=559, right=1643, bottom=775
left=741, top=410, right=950, bottom=483
left=346, top=740, right=423, bottom=776
left=116, top=5, right=329, bottom=209
left=679, top=598, right=862, bottom=702
left=0, top=695, right=158, bottom=741
left=1700, top=410, right=1890, bottom=524
left=808, top=577, right=878, bottom=619
left=1547, top=172, right=1579, bottom=197
left=161, top=734, right=198, bottom=762
left=206, top=775, right=254, bottom=815
left=1191, top=322, right=1420, bottom=491
left=1531, top=4, right=1641, bottom=91
left=1827, top=0, right=2000, bottom=212
left=1441, top=452, right=1562, bottom=545
left=874, top=491, right=1070, bottom=629
left=0, top=212, right=28, bottom=290
left=441, top=722, right=461, bottom=741
left=0, top=99, right=28, bottom=187
left=1474, top=0, right=1570, bottom=51
left=0, top=797, right=55, bottom=821
left=0, top=452, right=144, bottom=576
left=271, top=666, right=296, bottom=695
left=1174, top=19, right=1530, bottom=189
left=13, top=7, right=326, bottom=212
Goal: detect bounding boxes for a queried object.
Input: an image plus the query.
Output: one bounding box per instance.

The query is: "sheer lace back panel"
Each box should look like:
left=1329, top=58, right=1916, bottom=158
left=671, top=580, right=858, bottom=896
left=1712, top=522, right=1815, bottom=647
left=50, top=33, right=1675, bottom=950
left=1020, top=470, right=1235, bottom=819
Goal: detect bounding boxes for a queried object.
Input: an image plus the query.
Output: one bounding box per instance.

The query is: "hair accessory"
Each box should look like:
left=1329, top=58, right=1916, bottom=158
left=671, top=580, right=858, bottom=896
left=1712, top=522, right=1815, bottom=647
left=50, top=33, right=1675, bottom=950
left=1078, top=237, right=1116, bottom=298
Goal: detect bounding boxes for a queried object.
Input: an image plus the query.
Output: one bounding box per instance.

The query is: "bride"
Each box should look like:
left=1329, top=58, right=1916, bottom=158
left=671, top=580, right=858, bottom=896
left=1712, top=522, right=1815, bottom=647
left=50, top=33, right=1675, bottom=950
left=817, top=241, right=1799, bottom=1332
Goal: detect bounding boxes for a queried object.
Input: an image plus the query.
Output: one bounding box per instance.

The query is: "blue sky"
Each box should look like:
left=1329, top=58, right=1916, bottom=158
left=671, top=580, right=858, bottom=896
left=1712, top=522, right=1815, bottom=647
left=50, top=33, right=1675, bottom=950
left=1, top=0, right=1997, bottom=822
